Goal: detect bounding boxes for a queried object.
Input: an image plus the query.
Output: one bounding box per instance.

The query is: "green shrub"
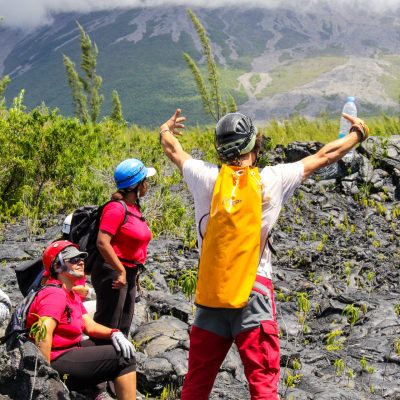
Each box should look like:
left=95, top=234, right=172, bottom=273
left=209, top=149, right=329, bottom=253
left=1, top=92, right=397, bottom=243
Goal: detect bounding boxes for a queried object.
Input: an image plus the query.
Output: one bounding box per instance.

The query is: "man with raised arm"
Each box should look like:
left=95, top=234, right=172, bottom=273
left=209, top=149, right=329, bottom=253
left=159, top=109, right=368, bottom=400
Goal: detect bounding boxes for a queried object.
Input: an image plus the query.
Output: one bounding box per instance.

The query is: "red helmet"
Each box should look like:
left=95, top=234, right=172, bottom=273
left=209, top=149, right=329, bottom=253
left=42, top=240, right=79, bottom=276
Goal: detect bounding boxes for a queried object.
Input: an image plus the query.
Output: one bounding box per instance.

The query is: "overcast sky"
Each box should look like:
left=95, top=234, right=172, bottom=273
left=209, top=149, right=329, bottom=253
left=1, top=0, right=400, bottom=30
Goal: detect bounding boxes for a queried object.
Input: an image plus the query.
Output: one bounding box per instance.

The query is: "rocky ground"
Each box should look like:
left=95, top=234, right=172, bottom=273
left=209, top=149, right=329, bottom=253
left=0, top=136, right=399, bottom=400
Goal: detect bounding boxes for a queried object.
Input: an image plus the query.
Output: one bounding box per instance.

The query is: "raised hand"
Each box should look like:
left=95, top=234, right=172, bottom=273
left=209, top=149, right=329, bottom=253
left=342, top=112, right=369, bottom=142
left=160, top=108, right=186, bottom=136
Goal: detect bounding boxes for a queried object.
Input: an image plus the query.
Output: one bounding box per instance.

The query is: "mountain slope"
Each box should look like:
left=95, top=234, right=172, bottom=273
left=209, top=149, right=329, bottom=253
left=1, top=6, right=400, bottom=126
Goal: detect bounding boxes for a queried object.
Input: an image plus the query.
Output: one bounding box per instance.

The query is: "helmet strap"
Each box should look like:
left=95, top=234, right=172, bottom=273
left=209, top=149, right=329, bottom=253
left=65, top=268, right=83, bottom=279
left=53, top=255, right=66, bottom=274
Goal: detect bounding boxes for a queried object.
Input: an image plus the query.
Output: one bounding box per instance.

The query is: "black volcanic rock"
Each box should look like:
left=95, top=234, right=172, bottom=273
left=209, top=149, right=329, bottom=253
left=0, top=137, right=399, bottom=399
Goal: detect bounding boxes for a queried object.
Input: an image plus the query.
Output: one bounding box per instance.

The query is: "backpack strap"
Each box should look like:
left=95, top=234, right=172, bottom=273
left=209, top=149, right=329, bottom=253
left=116, top=200, right=129, bottom=225
left=198, top=213, right=209, bottom=241
left=257, top=233, right=277, bottom=267
left=110, top=200, right=145, bottom=226
left=0, top=283, right=62, bottom=345
left=267, top=236, right=277, bottom=256
left=197, top=165, right=222, bottom=240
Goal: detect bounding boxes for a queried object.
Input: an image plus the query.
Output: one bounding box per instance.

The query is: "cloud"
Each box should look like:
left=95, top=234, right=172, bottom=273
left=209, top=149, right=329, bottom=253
left=1, top=0, right=400, bottom=30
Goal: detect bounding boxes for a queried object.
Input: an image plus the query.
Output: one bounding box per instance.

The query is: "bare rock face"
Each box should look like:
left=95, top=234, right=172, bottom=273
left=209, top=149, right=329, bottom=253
left=0, top=136, right=399, bottom=399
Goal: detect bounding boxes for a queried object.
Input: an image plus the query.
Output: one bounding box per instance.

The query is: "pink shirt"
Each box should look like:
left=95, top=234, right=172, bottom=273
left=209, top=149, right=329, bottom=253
left=27, top=279, right=87, bottom=361
left=99, top=200, right=152, bottom=267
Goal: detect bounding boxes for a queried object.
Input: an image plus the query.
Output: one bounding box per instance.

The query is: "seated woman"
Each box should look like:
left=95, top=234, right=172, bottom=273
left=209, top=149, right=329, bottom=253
left=26, top=240, right=136, bottom=400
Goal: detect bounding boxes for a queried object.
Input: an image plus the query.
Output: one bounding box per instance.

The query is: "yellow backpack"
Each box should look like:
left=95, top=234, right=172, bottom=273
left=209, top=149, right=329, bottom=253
left=195, top=164, right=262, bottom=308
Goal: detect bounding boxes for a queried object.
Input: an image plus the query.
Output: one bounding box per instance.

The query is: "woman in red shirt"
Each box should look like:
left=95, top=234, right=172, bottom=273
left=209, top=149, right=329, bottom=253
left=91, top=158, right=155, bottom=335
left=27, top=240, right=136, bottom=399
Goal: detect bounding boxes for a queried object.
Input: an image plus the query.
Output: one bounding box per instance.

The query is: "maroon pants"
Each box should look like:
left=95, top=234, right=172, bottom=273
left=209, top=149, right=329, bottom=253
left=181, top=276, right=280, bottom=400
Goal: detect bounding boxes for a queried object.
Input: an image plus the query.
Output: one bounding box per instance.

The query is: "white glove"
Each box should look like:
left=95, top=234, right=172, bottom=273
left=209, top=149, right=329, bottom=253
left=111, top=331, right=136, bottom=359
left=0, top=303, right=10, bottom=323
left=0, top=289, right=11, bottom=307
left=0, top=289, right=11, bottom=324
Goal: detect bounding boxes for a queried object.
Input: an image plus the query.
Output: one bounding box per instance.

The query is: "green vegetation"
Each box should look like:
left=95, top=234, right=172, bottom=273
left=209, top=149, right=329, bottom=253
left=378, top=55, right=400, bottom=103
left=63, top=22, right=104, bottom=124
left=178, top=268, right=197, bottom=301
left=262, top=113, right=396, bottom=149
left=334, top=358, right=345, bottom=377
left=1, top=10, right=399, bottom=397
left=326, top=330, right=345, bottom=352
left=0, top=75, right=10, bottom=100
left=283, top=357, right=303, bottom=398
left=249, top=73, right=262, bottom=89
left=296, top=292, right=311, bottom=336
left=29, top=314, right=50, bottom=400
left=29, top=314, right=50, bottom=344
left=258, top=56, right=347, bottom=99
left=275, top=28, right=309, bottom=50
left=111, top=89, right=125, bottom=125
left=5, top=10, right=399, bottom=127
left=183, top=9, right=236, bottom=121
left=342, top=304, right=360, bottom=379
left=0, top=88, right=398, bottom=242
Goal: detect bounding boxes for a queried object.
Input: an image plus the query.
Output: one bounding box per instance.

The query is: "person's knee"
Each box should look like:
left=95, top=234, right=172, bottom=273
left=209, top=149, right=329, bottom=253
left=117, top=354, right=136, bottom=375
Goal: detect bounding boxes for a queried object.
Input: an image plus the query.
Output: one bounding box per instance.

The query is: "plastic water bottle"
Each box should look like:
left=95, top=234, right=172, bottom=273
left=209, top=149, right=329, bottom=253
left=338, top=96, right=357, bottom=138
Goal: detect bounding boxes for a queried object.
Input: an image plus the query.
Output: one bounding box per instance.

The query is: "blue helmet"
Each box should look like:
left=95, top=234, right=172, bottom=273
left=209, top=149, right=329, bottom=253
left=114, top=158, right=156, bottom=190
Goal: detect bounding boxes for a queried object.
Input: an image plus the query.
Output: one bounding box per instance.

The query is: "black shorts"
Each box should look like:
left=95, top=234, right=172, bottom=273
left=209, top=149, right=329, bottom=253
left=51, top=339, right=135, bottom=390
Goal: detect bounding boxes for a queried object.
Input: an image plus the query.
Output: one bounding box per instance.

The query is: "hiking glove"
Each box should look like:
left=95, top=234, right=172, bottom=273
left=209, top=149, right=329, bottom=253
left=111, top=331, right=136, bottom=359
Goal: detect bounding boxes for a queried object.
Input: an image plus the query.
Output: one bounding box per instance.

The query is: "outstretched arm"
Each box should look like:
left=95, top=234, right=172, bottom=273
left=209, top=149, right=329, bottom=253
left=159, top=109, right=192, bottom=174
left=301, top=113, right=369, bottom=181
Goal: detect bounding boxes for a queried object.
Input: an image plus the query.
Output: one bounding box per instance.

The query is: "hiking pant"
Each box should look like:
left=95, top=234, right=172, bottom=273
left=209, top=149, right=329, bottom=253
left=181, top=276, right=280, bottom=400
left=91, top=261, right=138, bottom=335
left=51, top=339, right=135, bottom=390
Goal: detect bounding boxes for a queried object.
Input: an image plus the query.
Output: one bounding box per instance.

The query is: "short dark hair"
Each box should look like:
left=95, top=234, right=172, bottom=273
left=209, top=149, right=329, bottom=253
left=221, top=132, right=263, bottom=166
left=50, top=261, right=59, bottom=279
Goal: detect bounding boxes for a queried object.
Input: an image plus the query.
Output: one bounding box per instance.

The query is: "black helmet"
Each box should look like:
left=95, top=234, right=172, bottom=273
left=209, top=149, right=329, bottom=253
left=214, top=112, right=257, bottom=160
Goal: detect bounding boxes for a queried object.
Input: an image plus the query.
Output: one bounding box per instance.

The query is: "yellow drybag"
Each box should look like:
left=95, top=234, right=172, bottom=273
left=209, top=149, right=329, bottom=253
left=195, top=164, right=262, bottom=308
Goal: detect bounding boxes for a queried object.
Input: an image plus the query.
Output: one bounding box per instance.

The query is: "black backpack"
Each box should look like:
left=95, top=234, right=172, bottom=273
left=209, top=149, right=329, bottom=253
left=68, top=200, right=130, bottom=274
left=11, top=201, right=131, bottom=297
left=15, top=257, right=45, bottom=297
left=0, top=284, right=62, bottom=351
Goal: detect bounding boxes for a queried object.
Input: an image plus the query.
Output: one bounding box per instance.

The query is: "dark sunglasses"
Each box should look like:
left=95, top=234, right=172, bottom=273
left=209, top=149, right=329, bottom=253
left=66, top=256, right=85, bottom=264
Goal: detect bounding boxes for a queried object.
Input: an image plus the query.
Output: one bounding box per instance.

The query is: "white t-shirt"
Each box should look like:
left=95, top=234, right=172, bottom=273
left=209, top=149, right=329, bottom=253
left=183, top=159, right=304, bottom=279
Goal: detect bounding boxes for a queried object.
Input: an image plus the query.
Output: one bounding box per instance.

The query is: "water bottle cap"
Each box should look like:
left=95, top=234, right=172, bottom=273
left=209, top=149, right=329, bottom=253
left=346, top=96, right=355, bottom=102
